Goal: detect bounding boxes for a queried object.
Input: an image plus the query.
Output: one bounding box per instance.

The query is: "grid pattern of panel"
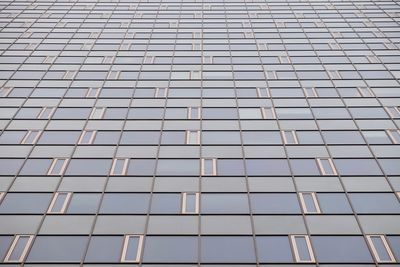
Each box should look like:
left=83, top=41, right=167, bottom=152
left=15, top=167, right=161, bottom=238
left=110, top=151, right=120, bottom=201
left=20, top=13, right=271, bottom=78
left=0, top=0, right=400, bottom=265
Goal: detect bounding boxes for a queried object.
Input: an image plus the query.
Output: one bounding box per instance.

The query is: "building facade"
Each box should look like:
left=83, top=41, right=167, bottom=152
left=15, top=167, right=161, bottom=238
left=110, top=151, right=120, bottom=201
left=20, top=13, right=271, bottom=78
left=0, top=0, right=400, bottom=265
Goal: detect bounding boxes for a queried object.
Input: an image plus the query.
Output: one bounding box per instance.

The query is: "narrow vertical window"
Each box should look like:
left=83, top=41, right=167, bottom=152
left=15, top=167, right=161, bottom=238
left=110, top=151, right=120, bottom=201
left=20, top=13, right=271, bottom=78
left=366, top=235, right=396, bottom=263
left=367, top=55, right=379, bottom=63
left=332, top=31, right=343, bottom=38
left=78, top=130, right=96, bottom=144
left=169, top=21, right=178, bottom=28
left=244, top=31, right=254, bottom=38
left=279, top=56, right=290, bottom=64
left=188, top=107, right=201, bottom=119
left=384, top=42, right=397, bottom=49
left=261, top=107, right=276, bottom=119
left=201, top=158, right=217, bottom=176
left=282, top=130, right=298, bottom=144
left=186, top=130, right=200, bottom=144
left=62, top=70, right=76, bottom=79
left=327, top=70, right=341, bottom=79
left=21, top=130, right=41, bottom=144
left=47, top=158, right=68, bottom=175
left=257, top=43, right=268, bottom=50
left=303, top=87, right=318, bottom=98
left=315, top=21, right=325, bottom=27
left=144, top=56, right=155, bottom=64
left=89, top=32, right=100, bottom=38
left=110, top=158, right=129, bottom=175
left=0, top=86, right=12, bottom=97
left=4, top=235, right=34, bottom=263
left=276, top=21, right=285, bottom=28
left=192, top=31, right=202, bottom=38
left=81, top=42, right=93, bottom=50
left=265, top=71, right=277, bottom=79
left=155, top=87, right=168, bottom=98
left=387, top=129, right=400, bottom=144
left=256, top=87, right=270, bottom=98
left=48, top=192, right=72, bottom=214
left=107, top=71, right=120, bottom=79
left=120, top=42, right=131, bottom=50
left=242, top=20, right=251, bottom=27
left=90, top=107, right=106, bottom=119
left=25, top=43, right=37, bottom=50
left=121, top=235, right=143, bottom=263
left=102, top=56, right=114, bottom=64
left=385, top=106, right=400, bottom=118
left=357, top=86, right=374, bottom=97
left=86, top=87, right=101, bottom=98
left=316, top=158, right=337, bottom=175
left=328, top=42, right=341, bottom=50
left=37, top=107, right=54, bottom=119
left=299, top=192, right=321, bottom=214
left=290, top=235, right=315, bottom=263
left=192, top=42, right=202, bottom=50
left=181, top=192, right=200, bottom=214
left=43, top=56, right=55, bottom=64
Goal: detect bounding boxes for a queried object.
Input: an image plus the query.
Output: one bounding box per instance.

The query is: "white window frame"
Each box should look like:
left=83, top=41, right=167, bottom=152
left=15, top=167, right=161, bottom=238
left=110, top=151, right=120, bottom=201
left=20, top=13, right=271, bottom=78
left=107, top=70, right=120, bottom=79
left=90, top=107, right=106, bottom=119
left=265, top=70, right=277, bottom=80
left=21, top=130, right=41, bottom=144
left=86, top=87, right=101, bottom=98
left=203, top=56, right=213, bottom=64
left=366, top=235, right=396, bottom=263
left=110, top=158, right=129, bottom=175
left=181, top=192, right=200, bottom=214
left=386, top=129, right=400, bottom=144
left=357, top=86, right=374, bottom=97
left=186, top=130, right=200, bottom=144
left=144, top=56, right=155, bottom=64
left=192, top=42, right=202, bottom=50
left=327, top=70, right=341, bottom=79
left=155, top=87, right=168, bottom=98
left=192, top=31, right=202, bottom=39
left=316, top=158, right=337, bottom=176
left=261, top=107, right=276, bottom=119
left=187, top=107, right=201, bottom=119
left=89, top=32, right=100, bottom=38
left=4, top=235, right=34, bottom=263
left=384, top=106, right=400, bottom=118
left=303, top=87, right=318, bottom=98
left=47, top=158, right=69, bottom=176
left=120, top=235, right=144, bottom=263
left=328, top=42, right=341, bottom=50
left=78, top=130, right=97, bottom=144
left=201, top=158, right=217, bottom=176
left=102, top=56, right=114, bottom=64
left=256, top=87, right=270, bottom=98
left=0, top=86, right=13, bottom=97
left=62, top=70, right=76, bottom=80
left=367, top=55, right=379, bottom=63
left=43, top=56, right=56, bottom=64
left=47, top=192, right=72, bottom=214
left=290, top=235, right=315, bottom=263
left=299, top=192, right=321, bottom=214
left=37, top=107, right=55, bottom=119
left=281, top=130, right=299, bottom=144
left=279, top=56, right=291, bottom=64
left=190, top=70, right=201, bottom=79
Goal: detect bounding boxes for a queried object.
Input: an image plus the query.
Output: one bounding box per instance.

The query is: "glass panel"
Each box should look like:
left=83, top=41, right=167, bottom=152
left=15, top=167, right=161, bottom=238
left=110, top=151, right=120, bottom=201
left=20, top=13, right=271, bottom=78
left=256, top=236, right=293, bottom=262
left=85, top=236, right=123, bottom=263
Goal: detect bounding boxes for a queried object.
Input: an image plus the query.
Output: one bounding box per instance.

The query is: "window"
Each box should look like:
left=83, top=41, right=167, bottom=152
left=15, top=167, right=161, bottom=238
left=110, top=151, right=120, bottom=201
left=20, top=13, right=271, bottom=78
left=190, top=70, right=201, bottom=79
left=90, top=107, right=106, bottom=119
left=316, top=158, right=337, bottom=175
left=21, top=130, right=41, bottom=144
left=327, top=70, right=341, bottom=79
left=186, top=130, right=200, bottom=144
left=85, top=87, right=100, bottom=98
left=188, top=107, right=201, bottom=119
left=110, top=158, right=129, bottom=175
left=78, top=130, right=96, bottom=144
left=182, top=192, right=199, bottom=214
left=290, top=235, right=315, bottom=263
left=47, top=158, right=68, bottom=175
left=102, top=56, right=114, bottom=64
left=121, top=235, right=143, bottom=262
left=155, top=87, right=168, bottom=97
left=4, top=235, right=34, bottom=262
left=265, top=70, right=277, bottom=79
left=256, top=87, right=270, bottom=97
left=48, top=192, right=72, bottom=213
left=144, top=56, right=155, bottom=64
left=107, top=71, right=120, bottom=79
left=366, top=235, right=395, bottom=263
left=203, top=56, right=213, bottom=64
left=0, top=86, right=12, bottom=97
left=387, top=130, right=400, bottom=144
left=43, top=56, right=55, bottom=64
left=63, top=70, right=76, bottom=79
left=299, top=192, right=321, bottom=213
left=279, top=56, right=291, bottom=64
left=282, top=130, right=298, bottom=144
left=37, top=107, right=54, bottom=119
left=385, top=106, right=400, bottom=118
left=303, top=87, right=318, bottom=97
left=201, top=158, right=217, bottom=175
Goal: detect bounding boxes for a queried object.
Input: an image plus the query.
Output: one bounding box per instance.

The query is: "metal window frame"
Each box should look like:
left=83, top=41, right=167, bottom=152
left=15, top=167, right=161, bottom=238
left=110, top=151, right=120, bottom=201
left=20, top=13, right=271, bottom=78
left=144, top=56, right=155, bottom=64
left=102, top=56, right=114, bottom=64
left=290, top=235, right=315, bottom=263
left=261, top=107, right=276, bottom=119
left=47, top=158, right=69, bottom=176
left=21, top=130, right=41, bottom=144
left=316, top=158, right=337, bottom=176
left=384, top=106, right=400, bottom=118
left=366, top=235, right=396, bottom=263
left=328, top=70, right=341, bottom=79
left=62, top=70, right=76, bottom=80
left=190, top=70, right=201, bottom=79
left=265, top=70, right=277, bottom=79
left=203, top=56, right=213, bottom=64
left=78, top=130, right=97, bottom=144
left=110, top=158, right=129, bottom=175
left=107, top=70, right=120, bottom=79
left=282, top=130, right=299, bottom=144
left=187, top=106, right=201, bottom=119
left=181, top=192, right=200, bottom=214
left=155, top=87, right=168, bottom=98
left=4, top=235, right=34, bottom=263
left=37, top=107, right=55, bottom=119
left=186, top=130, right=200, bottom=144
left=357, top=86, right=374, bottom=97
left=43, top=56, right=56, bottom=64
left=256, top=87, right=270, bottom=98
left=386, top=129, right=400, bottom=144
left=90, top=107, right=106, bottom=119
left=299, top=192, right=321, bottom=214
left=303, top=87, right=318, bottom=98
left=201, top=158, right=217, bottom=176
left=0, top=86, right=13, bottom=97
left=86, top=87, right=101, bottom=98
left=120, top=234, right=144, bottom=263
left=47, top=192, right=72, bottom=214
